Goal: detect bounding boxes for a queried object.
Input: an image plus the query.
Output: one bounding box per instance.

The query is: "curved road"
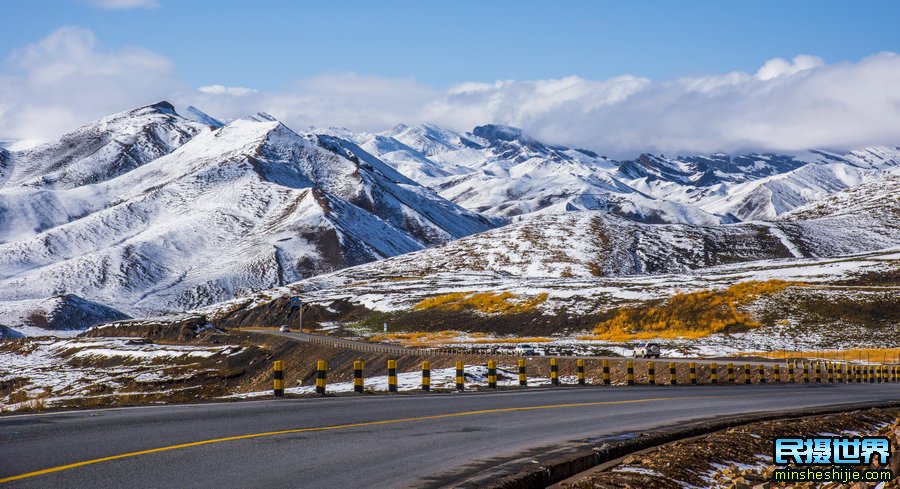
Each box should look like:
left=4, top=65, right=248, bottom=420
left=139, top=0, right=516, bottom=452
left=2, top=383, right=899, bottom=488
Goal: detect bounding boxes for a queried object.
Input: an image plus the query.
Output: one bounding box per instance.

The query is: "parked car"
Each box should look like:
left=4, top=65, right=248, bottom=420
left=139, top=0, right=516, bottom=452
left=279, top=325, right=291, bottom=332
left=633, top=342, right=661, bottom=358
left=514, top=344, right=537, bottom=356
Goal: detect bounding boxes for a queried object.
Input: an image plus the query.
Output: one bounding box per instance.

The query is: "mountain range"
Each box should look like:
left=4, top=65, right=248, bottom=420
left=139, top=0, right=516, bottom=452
left=1, top=102, right=897, bottom=336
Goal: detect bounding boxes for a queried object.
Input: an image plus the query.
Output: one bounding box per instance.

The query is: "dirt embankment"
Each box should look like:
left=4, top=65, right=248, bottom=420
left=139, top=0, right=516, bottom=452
left=562, top=407, right=900, bottom=489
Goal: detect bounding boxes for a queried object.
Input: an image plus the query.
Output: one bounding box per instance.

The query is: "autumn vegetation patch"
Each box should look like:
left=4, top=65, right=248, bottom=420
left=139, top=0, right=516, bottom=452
left=590, top=280, right=805, bottom=340
left=414, top=291, right=549, bottom=315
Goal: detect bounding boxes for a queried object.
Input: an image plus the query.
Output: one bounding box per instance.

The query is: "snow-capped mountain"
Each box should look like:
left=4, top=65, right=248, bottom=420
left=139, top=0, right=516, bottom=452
left=352, top=123, right=900, bottom=224
left=3, top=102, right=212, bottom=190
left=0, top=103, right=496, bottom=320
left=2, top=102, right=897, bottom=336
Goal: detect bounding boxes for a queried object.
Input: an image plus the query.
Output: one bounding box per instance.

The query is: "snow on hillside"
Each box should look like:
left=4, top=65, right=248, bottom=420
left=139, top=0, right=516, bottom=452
left=353, top=123, right=900, bottom=224
left=0, top=105, right=496, bottom=325
left=2, top=103, right=897, bottom=337
left=0, top=295, right=129, bottom=338
left=780, top=174, right=900, bottom=221
left=202, top=182, right=900, bottom=321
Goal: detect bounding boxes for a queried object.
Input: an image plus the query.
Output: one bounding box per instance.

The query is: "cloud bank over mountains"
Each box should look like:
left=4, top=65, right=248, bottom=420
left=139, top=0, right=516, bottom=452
left=2, top=27, right=900, bottom=157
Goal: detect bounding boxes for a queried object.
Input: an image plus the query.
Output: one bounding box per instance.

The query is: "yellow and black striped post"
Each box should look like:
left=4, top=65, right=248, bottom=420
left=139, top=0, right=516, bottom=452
left=626, top=361, right=635, bottom=386
left=487, top=360, right=497, bottom=388
left=728, top=363, right=735, bottom=383
left=856, top=365, right=862, bottom=383
left=744, top=364, right=751, bottom=384
left=689, top=362, right=697, bottom=385
left=815, top=362, right=821, bottom=383
left=315, top=359, right=327, bottom=395
left=803, top=362, right=810, bottom=383
left=550, top=358, right=559, bottom=385
left=773, top=363, right=780, bottom=383
left=788, top=362, right=794, bottom=383
left=274, top=360, right=285, bottom=397
left=710, top=362, right=718, bottom=384
left=353, top=360, right=364, bottom=393
left=648, top=361, right=655, bottom=385
left=422, top=361, right=431, bottom=391
left=758, top=364, right=766, bottom=383
left=577, top=359, right=585, bottom=385
left=827, top=363, right=834, bottom=383
left=518, top=358, right=527, bottom=387
left=868, top=365, right=874, bottom=384
left=602, top=360, right=611, bottom=385
left=837, top=363, right=843, bottom=383
left=388, top=360, right=398, bottom=393
left=456, top=361, right=464, bottom=391
left=669, top=362, right=677, bottom=385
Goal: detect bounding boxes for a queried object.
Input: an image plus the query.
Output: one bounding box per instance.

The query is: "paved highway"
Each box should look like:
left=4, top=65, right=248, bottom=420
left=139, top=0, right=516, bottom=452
left=2, top=383, right=899, bottom=488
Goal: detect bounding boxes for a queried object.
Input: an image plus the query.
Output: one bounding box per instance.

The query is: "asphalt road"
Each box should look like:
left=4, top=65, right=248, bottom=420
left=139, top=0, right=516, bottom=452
left=3, top=383, right=899, bottom=488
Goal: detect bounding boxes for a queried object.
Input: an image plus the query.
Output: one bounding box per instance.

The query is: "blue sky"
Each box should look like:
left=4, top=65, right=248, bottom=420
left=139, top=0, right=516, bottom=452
left=6, top=0, right=899, bottom=89
left=3, top=0, right=900, bottom=156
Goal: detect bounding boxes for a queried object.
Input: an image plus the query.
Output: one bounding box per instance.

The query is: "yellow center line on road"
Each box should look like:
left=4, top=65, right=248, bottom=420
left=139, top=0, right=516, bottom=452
left=0, top=394, right=736, bottom=484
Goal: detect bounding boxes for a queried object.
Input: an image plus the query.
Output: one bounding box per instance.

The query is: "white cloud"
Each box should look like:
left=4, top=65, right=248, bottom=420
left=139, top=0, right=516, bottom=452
left=0, top=27, right=181, bottom=146
left=756, top=54, right=825, bottom=80
left=2, top=27, right=900, bottom=158
left=81, top=0, right=159, bottom=10
left=197, top=85, right=258, bottom=96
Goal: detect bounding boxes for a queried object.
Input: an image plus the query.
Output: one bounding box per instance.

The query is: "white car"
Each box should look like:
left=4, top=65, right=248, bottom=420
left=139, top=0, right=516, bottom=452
left=279, top=325, right=291, bottom=332
left=514, top=344, right=537, bottom=356
left=633, top=342, right=661, bottom=358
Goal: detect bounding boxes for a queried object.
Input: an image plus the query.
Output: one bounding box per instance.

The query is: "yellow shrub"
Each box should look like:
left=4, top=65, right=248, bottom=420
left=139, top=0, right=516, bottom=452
left=414, top=291, right=548, bottom=315
left=465, top=337, right=553, bottom=344
left=592, top=280, right=804, bottom=340
left=370, top=330, right=461, bottom=347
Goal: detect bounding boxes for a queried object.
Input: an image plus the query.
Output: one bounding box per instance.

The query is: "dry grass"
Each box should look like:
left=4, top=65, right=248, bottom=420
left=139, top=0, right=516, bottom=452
left=370, top=330, right=461, bottom=347
left=464, top=337, right=553, bottom=344
left=744, top=348, right=900, bottom=363
left=591, top=280, right=805, bottom=340
left=414, top=291, right=549, bottom=315
left=5, top=389, right=49, bottom=412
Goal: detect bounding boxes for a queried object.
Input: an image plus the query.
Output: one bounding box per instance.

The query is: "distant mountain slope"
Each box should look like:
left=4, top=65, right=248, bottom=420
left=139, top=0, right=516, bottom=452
left=0, top=104, right=497, bottom=319
left=287, top=206, right=897, bottom=283
left=352, top=123, right=900, bottom=224
left=780, top=174, right=900, bottom=221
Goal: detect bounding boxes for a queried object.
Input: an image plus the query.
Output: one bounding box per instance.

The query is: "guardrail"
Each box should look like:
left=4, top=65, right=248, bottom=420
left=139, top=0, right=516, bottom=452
left=269, top=358, right=899, bottom=397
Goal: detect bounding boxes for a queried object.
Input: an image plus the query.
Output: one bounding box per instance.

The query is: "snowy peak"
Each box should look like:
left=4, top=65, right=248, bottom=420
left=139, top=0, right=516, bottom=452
left=183, top=105, right=224, bottom=128
left=5, top=101, right=210, bottom=190
left=388, top=122, right=475, bottom=156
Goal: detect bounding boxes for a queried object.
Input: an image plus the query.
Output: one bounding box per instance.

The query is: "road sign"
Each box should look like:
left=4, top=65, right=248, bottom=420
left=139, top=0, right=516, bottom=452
left=290, top=297, right=302, bottom=309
